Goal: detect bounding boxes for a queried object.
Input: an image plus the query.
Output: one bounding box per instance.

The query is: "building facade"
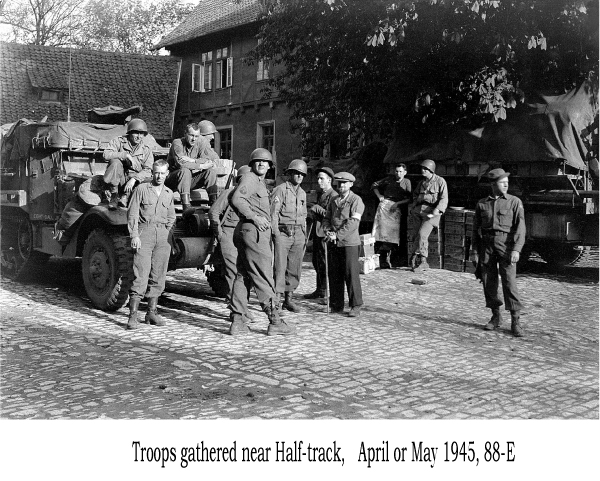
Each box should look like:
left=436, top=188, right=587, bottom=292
left=156, top=0, right=302, bottom=176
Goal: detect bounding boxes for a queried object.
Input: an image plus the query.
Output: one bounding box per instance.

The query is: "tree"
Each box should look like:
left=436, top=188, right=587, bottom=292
left=0, top=0, right=84, bottom=46
left=250, top=0, right=598, bottom=151
left=76, top=0, right=195, bottom=55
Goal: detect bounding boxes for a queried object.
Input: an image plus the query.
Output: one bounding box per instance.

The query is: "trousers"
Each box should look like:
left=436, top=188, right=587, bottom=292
left=220, top=224, right=252, bottom=303
left=103, top=158, right=129, bottom=191
left=327, top=244, right=363, bottom=309
left=480, top=233, right=523, bottom=311
left=130, top=223, right=170, bottom=299
left=311, top=236, right=327, bottom=294
left=408, top=211, right=440, bottom=258
left=273, top=225, right=305, bottom=294
left=165, top=168, right=218, bottom=196
left=230, top=222, right=277, bottom=315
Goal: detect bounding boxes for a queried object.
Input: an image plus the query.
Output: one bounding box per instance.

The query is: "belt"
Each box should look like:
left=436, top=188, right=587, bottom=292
left=482, top=230, right=508, bottom=236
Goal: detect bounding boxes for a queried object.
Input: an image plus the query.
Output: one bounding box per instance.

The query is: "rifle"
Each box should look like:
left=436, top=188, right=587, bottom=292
left=201, top=161, right=236, bottom=268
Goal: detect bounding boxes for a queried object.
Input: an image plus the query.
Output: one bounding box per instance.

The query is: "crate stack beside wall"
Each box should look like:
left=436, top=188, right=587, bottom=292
left=443, top=209, right=475, bottom=272
left=358, top=234, right=379, bottom=274
left=406, top=215, right=444, bottom=269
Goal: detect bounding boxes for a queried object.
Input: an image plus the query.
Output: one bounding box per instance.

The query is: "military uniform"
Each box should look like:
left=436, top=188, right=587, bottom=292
left=208, top=187, right=252, bottom=304
left=127, top=182, right=176, bottom=300
left=473, top=193, right=525, bottom=313
left=408, top=173, right=448, bottom=258
left=271, top=180, right=307, bottom=300
left=229, top=171, right=279, bottom=317
left=165, top=135, right=218, bottom=201
left=308, top=186, right=338, bottom=297
left=103, top=135, right=153, bottom=193
left=322, top=187, right=364, bottom=313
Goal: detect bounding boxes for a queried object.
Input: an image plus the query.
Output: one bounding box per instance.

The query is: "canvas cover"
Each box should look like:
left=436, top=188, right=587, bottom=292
left=383, top=82, right=598, bottom=172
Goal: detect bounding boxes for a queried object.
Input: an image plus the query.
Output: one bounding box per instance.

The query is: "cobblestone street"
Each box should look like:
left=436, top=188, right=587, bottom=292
left=1, top=258, right=598, bottom=420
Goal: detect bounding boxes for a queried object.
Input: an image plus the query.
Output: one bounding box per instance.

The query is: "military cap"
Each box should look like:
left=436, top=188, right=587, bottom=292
left=315, top=166, right=335, bottom=180
left=487, top=168, right=510, bottom=181
left=333, top=172, right=355, bottom=183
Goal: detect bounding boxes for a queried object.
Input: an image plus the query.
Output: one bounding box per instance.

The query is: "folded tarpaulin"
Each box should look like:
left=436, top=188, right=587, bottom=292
left=87, top=105, right=143, bottom=125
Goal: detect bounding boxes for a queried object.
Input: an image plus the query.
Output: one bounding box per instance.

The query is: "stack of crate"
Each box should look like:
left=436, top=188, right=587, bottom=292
left=443, top=209, right=475, bottom=272
left=358, top=234, right=379, bottom=274
left=407, top=215, right=444, bottom=269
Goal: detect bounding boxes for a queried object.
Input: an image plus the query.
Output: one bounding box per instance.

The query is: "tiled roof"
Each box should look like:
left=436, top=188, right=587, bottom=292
left=156, top=0, right=261, bottom=49
left=0, top=42, right=181, bottom=140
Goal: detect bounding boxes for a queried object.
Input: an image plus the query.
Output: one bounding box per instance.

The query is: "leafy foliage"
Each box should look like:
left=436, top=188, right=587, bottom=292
left=251, top=0, right=598, bottom=152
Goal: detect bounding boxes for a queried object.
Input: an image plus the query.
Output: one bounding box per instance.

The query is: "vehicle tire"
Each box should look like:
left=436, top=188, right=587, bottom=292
left=82, top=228, right=133, bottom=311
left=0, top=215, right=50, bottom=280
left=206, top=260, right=229, bottom=298
left=536, top=242, right=584, bottom=267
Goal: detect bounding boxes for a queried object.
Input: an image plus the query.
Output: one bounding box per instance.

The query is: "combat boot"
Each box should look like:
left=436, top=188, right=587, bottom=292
left=180, top=193, right=194, bottom=216
left=106, top=191, right=119, bottom=210
left=117, top=193, right=129, bottom=209
left=145, top=298, right=166, bottom=326
left=511, top=311, right=524, bottom=337
left=484, top=308, right=503, bottom=330
left=282, top=291, right=301, bottom=313
left=304, top=290, right=325, bottom=299
left=348, top=305, right=362, bottom=317
left=229, top=313, right=250, bottom=335
left=264, top=300, right=296, bottom=336
left=409, top=252, right=419, bottom=270
left=127, top=296, right=141, bottom=330
left=275, top=294, right=286, bottom=317
left=413, top=255, right=429, bottom=272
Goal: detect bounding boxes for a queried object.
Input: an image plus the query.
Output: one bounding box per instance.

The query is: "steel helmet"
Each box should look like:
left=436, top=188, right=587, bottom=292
left=198, top=120, right=217, bottom=135
left=420, top=159, right=436, bottom=173
left=127, top=118, right=148, bottom=133
left=236, top=165, right=252, bottom=180
left=250, top=147, right=273, bottom=164
left=285, top=158, right=308, bottom=175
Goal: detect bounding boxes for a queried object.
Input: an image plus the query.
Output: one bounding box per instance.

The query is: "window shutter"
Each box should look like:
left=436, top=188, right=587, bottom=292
left=227, top=57, right=233, bottom=87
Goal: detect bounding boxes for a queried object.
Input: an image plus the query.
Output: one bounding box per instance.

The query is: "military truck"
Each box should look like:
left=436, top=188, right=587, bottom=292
left=0, top=120, right=229, bottom=310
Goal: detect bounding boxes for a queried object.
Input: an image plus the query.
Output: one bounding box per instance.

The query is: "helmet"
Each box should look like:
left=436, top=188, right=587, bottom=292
left=198, top=120, right=217, bottom=135
left=420, top=159, right=436, bottom=173
left=285, top=159, right=308, bottom=175
left=236, top=165, right=252, bottom=180
left=127, top=118, right=148, bottom=133
left=250, top=148, right=273, bottom=164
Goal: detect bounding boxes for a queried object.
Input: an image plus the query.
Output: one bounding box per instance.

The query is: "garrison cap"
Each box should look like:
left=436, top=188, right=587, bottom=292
left=487, top=168, right=510, bottom=181
left=315, top=166, right=335, bottom=180
left=334, top=172, right=355, bottom=183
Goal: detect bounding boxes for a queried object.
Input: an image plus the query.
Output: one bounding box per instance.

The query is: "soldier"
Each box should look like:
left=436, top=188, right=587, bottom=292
left=228, top=148, right=295, bottom=336
left=304, top=167, right=338, bottom=299
left=208, top=165, right=255, bottom=322
left=470, top=168, right=526, bottom=337
left=126, top=159, right=176, bottom=330
left=165, top=120, right=220, bottom=211
left=103, top=118, right=154, bottom=209
left=271, top=158, right=308, bottom=312
left=372, top=163, right=412, bottom=268
left=408, top=159, right=448, bottom=272
left=322, top=172, right=364, bottom=317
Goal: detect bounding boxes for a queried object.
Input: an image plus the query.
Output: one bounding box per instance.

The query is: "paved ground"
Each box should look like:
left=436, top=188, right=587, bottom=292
left=1, top=257, right=598, bottom=419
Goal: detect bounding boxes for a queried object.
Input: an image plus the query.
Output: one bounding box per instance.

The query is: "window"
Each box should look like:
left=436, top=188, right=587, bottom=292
left=258, top=122, right=275, bottom=153
left=216, top=127, right=232, bottom=159
left=40, top=89, right=60, bottom=101
left=256, top=39, right=269, bottom=81
left=191, top=51, right=213, bottom=92
left=215, top=47, right=233, bottom=89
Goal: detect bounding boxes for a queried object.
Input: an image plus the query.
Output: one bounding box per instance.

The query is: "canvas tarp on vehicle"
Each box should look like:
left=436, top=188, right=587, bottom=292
left=383, top=81, right=599, bottom=173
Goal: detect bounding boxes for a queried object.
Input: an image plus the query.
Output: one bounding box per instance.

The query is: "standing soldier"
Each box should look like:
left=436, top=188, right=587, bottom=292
left=408, top=159, right=448, bottom=272
left=165, top=120, right=220, bottom=211
left=103, top=118, right=154, bottom=209
left=228, top=148, right=295, bottom=336
left=372, top=163, right=412, bottom=268
left=271, top=159, right=308, bottom=313
left=126, top=160, right=176, bottom=330
left=304, top=167, right=338, bottom=299
left=322, top=172, right=364, bottom=317
left=208, top=165, right=254, bottom=322
left=470, top=168, right=526, bottom=337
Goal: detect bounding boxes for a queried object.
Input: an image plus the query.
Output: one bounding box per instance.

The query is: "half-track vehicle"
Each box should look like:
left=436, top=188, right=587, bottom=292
left=1, top=120, right=230, bottom=310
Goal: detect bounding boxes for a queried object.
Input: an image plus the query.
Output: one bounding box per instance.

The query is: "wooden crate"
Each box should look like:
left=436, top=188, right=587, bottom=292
left=444, top=257, right=465, bottom=272
left=445, top=244, right=468, bottom=260
left=444, top=222, right=467, bottom=235
left=445, top=233, right=469, bottom=247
